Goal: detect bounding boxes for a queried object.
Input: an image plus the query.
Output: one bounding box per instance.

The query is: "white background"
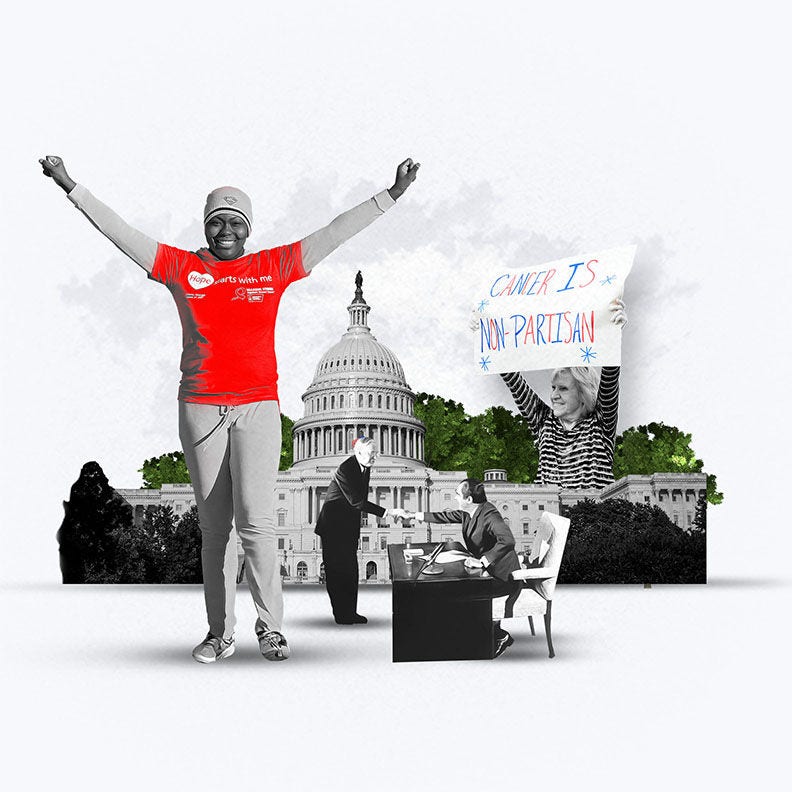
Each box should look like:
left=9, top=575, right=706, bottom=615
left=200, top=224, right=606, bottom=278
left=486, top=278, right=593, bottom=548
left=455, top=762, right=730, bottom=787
left=1, top=1, right=789, bottom=788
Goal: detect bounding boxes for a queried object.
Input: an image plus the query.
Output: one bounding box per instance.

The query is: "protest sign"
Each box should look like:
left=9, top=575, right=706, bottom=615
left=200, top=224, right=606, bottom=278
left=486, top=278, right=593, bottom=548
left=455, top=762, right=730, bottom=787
left=474, top=245, right=635, bottom=373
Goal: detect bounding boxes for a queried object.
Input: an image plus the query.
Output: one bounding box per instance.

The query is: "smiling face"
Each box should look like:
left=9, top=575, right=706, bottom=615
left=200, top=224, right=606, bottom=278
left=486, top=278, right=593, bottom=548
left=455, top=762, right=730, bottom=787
left=204, top=213, right=249, bottom=260
left=550, top=369, right=586, bottom=423
left=354, top=441, right=377, bottom=468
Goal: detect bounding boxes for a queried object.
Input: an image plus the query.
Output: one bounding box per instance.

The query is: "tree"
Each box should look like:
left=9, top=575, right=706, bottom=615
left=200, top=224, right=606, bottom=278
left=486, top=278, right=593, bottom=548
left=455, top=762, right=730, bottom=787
left=414, top=393, right=474, bottom=472
left=139, top=451, right=190, bottom=489
left=280, top=414, right=295, bottom=470
left=58, top=461, right=134, bottom=583
left=468, top=406, right=538, bottom=483
left=96, top=505, right=203, bottom=583
left=160, top=507, right=203, bottom=583
left=414, top=394, right=539, bottom=481
left=559, top=498, right=706, bottom=584
left=613, top=422, right=723, bottom=505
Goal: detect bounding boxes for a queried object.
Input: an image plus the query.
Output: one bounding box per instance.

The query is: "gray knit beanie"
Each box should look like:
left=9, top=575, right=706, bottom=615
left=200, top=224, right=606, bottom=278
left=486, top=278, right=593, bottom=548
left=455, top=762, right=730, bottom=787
left=203, top=186, right=253, bottom=234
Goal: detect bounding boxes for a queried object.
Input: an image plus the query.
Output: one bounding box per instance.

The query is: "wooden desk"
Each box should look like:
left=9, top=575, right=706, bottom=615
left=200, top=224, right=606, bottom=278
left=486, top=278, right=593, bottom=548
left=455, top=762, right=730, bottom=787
left=388, top=543, right=496, bottom=662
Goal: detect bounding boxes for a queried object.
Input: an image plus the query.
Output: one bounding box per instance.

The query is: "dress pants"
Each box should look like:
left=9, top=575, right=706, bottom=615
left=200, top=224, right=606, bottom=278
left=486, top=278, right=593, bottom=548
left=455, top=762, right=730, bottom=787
left=179, top=400, right=282, bottom=640
left=321, top=535, right=360, bottom=619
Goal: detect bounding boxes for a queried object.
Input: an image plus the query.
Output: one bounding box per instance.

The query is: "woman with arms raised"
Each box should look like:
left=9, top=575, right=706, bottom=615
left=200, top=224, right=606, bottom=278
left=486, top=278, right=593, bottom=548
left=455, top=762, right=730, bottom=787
left=500, top=300, right=628, bottom=490
left=40, top=154, right=419, bottom=663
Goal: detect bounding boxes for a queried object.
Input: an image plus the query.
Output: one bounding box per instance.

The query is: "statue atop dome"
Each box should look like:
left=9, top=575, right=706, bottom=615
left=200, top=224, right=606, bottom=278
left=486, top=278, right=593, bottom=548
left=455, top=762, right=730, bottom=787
left=352, top=270, right=367, bottom=307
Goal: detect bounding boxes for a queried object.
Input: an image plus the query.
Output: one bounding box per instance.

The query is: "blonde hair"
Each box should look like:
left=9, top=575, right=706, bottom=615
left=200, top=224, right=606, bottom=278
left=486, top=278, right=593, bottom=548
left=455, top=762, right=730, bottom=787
left=551, top=367, right=601, bottom=416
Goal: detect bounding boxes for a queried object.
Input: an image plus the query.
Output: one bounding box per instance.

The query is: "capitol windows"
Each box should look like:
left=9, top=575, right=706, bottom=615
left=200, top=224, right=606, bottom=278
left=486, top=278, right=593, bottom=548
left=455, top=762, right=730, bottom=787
left=522, top=521, right=531, bottom=535
left=331, top=395, right=335, bottom=409
left=368, top=394, right=373, bottom=408
left=277, top=537, right=286, bottom=550
left=277, top=510, right=287, bottom=527
left=366, top=561, right=377, bottom=580
left=296, top=561, right=308, bottom=579
left=378, top=395, right=382, bottom=408
left=361, top=536, right=370, bottom=551
left=339, top=394, right=344, bottom=408
left=379, top=534, right=388, bottom=550
left=386, top=396, right=391, bottom=409
left=358, top=394, right=364, bottom=408
left=323, top=396, right=327, bottom=410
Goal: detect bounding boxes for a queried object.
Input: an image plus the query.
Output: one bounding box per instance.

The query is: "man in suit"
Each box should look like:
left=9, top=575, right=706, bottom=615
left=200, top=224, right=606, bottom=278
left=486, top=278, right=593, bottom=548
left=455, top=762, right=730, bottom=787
left=411, top=478, right=521, bottom=658
left=315, top=437, right=401, bottom=624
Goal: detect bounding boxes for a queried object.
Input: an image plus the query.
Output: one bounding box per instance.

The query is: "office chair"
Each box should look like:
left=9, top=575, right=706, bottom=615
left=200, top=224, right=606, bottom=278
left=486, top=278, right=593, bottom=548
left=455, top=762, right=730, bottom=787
left=492, top=511, right=570, bottom=658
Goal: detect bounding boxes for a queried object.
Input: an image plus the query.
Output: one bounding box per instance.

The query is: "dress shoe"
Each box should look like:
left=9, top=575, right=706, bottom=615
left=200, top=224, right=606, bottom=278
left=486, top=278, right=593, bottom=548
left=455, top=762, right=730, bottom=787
left=334, top=613, right=368, bottom=625
left=494, top=631, right=514, bottom=658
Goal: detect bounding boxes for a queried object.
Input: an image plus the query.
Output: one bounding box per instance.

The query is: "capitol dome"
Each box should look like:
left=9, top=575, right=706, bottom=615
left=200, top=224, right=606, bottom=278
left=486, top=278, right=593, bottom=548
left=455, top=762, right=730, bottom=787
left=291, top=272, right=426, bottom=466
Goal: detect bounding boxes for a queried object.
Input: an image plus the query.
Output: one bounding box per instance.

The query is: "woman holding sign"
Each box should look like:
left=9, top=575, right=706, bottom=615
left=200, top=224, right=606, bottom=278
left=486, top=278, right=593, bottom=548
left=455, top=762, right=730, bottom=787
left=500, top=300, right=627, bottom=489
left=40, top=154, right=419, bottom=663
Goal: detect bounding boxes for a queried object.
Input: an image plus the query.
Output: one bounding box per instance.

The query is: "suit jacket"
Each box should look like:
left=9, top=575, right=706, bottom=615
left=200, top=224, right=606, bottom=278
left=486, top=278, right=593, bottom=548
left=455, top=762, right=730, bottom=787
left=315, top=455, right=386, bottom=540
left=423, top=502, right=521, bottom=582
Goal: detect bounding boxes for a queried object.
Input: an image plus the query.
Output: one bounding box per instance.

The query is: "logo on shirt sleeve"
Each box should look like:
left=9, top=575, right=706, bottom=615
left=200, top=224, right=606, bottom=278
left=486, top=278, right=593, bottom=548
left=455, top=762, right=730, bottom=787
left=188, top=271, right=215, bottom=290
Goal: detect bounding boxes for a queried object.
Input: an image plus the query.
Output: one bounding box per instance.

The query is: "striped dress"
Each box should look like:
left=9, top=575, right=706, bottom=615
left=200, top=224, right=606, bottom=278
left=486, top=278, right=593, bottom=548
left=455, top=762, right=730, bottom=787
left=500, top=368, right=620, bottom=489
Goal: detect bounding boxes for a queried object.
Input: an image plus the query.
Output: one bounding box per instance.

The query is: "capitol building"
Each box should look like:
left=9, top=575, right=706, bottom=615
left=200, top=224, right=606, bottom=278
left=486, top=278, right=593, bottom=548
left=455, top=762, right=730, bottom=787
left=118, top=274, right=706, bottom=584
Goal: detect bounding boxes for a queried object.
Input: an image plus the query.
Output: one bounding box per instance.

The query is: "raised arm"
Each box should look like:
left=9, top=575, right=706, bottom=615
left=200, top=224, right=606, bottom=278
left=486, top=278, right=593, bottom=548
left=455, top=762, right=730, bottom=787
left=595, top=299, right=627, bottom=438
left=595, top=366, right=620, bottom=439
left=300, top=158, right=420, bottom=272
left=499, top=372, right=550, bottom=433
left=40, top=155, right=159, bottom=273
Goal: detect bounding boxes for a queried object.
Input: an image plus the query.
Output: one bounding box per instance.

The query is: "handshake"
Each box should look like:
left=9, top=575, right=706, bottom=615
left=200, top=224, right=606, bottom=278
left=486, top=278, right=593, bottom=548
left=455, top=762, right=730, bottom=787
left=388, top=508, right=417, bottom=524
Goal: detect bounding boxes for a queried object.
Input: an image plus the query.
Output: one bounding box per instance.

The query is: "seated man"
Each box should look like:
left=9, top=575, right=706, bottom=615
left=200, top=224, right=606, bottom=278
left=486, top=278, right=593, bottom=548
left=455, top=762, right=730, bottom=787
left=410, top=478, right=521, bottom=658
left=315, top=437, right=400, bottom=625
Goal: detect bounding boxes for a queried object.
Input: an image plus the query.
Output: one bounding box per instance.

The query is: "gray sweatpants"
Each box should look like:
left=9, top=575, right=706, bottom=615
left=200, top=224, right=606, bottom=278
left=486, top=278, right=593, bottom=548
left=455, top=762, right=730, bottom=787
left=179, top=400, right=282, bottom=640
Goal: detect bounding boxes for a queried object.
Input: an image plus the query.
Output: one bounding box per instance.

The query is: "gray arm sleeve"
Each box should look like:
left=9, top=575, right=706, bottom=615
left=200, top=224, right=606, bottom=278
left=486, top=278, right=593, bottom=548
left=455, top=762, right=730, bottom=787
left=67, top=184, right=159, bottom=273
left=300, top=189, right=396, bottom=273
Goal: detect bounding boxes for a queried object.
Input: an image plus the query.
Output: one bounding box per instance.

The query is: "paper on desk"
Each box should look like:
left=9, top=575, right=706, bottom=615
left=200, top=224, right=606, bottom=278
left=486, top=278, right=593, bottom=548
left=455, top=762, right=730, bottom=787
left=418, top=550, right=471, bottom=564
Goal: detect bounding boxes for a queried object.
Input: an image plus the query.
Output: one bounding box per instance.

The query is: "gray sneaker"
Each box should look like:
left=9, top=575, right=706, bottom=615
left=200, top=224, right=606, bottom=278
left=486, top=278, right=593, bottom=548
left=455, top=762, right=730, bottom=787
left=192, top=633, right=235, bottom=664
left=258, top=630, right=290, bottom=661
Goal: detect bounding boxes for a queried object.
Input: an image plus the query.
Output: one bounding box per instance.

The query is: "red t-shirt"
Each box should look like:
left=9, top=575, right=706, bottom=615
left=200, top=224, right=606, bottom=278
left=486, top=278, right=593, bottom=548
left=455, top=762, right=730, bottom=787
left=150, top=241, right=307, bottom=404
